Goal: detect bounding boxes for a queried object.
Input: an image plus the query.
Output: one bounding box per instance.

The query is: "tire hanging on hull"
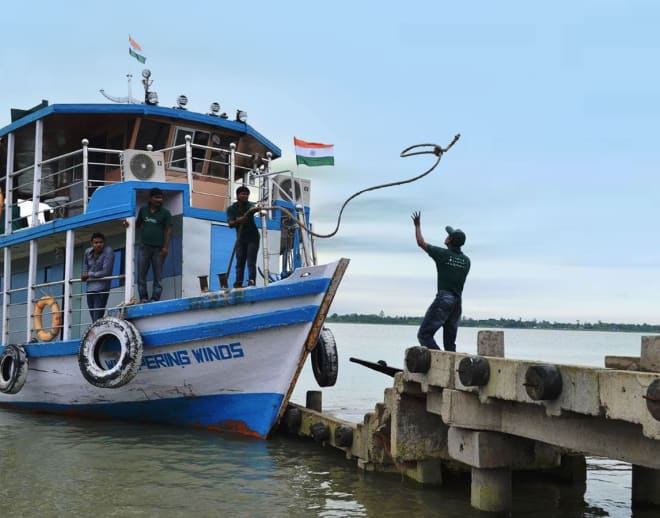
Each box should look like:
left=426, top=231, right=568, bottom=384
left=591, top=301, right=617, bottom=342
left=0, top=344, right=29, bottom=394
left=78, top=317, right=144, bottom=389
left=311, top=327, right=338, bottom=387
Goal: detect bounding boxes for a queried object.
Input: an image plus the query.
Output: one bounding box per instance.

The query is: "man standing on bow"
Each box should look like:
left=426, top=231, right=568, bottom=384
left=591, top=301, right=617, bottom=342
left=412, top=211, right=470, bottom=351
left=227, top=185, right=260, bottom=288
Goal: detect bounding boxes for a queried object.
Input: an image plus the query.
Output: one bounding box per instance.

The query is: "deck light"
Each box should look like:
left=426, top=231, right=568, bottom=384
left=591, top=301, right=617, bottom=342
left=146, top=91, right=159, bottom=105
left=236, top=110, right=247, bottom=123
left=209, top=102, right=221, bottom=116
left=176, top=95, right=188, bottom=109
left=141, top=69, right=157, bottom=105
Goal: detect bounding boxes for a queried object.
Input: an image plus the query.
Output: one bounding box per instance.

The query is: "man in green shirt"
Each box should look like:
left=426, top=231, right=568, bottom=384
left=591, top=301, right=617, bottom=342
left=136, top=187, right=172, bottom=302
left=412, top=211, right=470, bottom=351
left=226, top=186, right=260, bottom=288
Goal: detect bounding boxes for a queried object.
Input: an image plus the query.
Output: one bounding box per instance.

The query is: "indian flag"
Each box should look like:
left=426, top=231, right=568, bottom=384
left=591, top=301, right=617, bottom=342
left=128, top=35, right=146, bottom=63
left=294, top=137, right=334, bottom=167
left=129, top=35, right=142, bottom=51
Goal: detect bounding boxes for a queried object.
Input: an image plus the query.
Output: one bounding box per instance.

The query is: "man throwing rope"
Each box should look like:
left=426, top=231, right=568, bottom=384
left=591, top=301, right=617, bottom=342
left=412, top=211, right=470, bottom=351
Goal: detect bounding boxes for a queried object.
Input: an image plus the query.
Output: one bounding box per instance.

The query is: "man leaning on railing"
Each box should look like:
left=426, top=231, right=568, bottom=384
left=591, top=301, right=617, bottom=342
left=81, top=232, right=115, bottom=322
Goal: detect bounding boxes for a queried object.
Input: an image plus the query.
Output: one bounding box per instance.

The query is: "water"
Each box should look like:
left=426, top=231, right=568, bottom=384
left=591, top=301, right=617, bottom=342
left=1, top=324, right=657, bottom=517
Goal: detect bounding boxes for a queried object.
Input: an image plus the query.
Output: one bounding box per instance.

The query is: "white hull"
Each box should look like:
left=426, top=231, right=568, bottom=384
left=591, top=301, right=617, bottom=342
left=0, top=260, right=347, bottom=437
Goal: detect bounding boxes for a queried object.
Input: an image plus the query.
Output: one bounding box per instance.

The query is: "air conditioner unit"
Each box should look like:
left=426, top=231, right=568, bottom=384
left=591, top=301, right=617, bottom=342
left=272, top=175, right=311, bottom=206
left=122, top=150, right=166, bottom=182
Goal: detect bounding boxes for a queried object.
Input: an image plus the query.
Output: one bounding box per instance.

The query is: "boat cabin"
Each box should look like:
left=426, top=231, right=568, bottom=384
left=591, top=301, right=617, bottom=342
left=0, top=100, right=314, bottom=346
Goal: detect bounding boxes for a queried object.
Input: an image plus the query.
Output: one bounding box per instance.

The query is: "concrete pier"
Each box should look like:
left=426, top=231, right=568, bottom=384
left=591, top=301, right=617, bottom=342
left=281, top=331, right=660, bottom=513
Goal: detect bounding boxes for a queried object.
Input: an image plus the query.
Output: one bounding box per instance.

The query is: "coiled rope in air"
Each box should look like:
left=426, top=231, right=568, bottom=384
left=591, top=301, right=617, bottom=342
left=260, top=133, right=461, bottom=239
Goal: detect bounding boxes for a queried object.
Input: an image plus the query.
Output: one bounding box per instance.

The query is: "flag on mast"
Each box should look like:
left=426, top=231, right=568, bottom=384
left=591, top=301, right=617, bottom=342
left=294, top=137, right=334, bottom=167
left=129, top=35, right=142, bottom=51
left=128, top=35, right=146, bottom=63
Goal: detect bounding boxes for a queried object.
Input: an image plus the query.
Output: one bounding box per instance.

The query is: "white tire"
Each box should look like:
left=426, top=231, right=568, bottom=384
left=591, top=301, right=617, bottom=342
left=78, top=317, right=143, bottom=389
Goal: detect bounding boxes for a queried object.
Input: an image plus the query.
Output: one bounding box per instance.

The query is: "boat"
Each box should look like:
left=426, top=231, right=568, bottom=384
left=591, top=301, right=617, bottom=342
left=0, top=71, right=348, bottom=438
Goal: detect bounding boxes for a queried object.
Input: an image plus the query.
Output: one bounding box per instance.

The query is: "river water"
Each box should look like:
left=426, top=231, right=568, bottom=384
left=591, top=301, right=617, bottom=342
left=0, top=324, right=657, bottom=517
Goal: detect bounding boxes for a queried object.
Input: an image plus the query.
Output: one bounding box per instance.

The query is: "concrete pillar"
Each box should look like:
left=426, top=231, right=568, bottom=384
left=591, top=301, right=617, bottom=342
left=448, top=427, right=533, bottom=513
left=391, top=392, right=448, bottom=463
left=471, top=467, right=511, bottom=512
left=402, top=459, right=443, bottom=485
left=641, top=336, right=660, bottom=372
left=632, top=465, right=660, bottom=508
left=477, top=330, right=504, bottom=357
left=551, top=454, right=587, bottom=485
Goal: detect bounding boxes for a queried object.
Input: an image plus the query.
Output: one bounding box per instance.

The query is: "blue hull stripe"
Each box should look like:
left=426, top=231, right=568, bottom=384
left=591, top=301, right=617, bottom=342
left=114, top=277, right=330, bottom=319
left=141, top=305, right=318, bottom=347
left=22, top=304, right=319, bottom=358
left=0, top=392, right=283, bottom=438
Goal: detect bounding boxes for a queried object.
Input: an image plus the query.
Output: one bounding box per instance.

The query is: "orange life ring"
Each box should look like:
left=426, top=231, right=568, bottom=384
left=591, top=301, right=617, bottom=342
left=33, top=295, right=62, bottom=341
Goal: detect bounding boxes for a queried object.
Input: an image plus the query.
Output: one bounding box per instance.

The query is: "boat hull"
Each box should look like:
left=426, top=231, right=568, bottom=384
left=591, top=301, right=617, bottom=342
left=0, top=260, right=348, bottom=438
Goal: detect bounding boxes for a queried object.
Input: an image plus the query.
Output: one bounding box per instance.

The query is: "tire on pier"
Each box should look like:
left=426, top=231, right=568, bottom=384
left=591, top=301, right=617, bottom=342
left=311, top=327, right=338, bottom=387
left=0, top=344, right=29, bottom=394
left=78, top=317, right=143, bottom=389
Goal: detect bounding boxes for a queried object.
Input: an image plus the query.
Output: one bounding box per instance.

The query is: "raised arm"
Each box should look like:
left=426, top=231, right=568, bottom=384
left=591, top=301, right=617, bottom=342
left=411, top=211, right=428, bottom=251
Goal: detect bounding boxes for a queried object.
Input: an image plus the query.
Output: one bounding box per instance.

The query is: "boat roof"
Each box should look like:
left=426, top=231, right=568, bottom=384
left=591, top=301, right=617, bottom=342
left=0, top=103, right=282, bottom=158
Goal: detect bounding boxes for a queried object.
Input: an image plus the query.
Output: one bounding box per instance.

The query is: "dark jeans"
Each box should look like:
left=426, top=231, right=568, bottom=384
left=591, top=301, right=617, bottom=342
left=87, top=291, right=109, bottom=322
left=138, top=244, right=164, bottom=301
left=234, top=240, right=259, bottom=286
left=417, top=290, right=462, bottom=351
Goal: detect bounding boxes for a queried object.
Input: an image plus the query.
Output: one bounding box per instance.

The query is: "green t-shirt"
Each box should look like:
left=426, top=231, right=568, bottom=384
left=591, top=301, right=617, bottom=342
left=226, top=201, right=260, bottom=243
left=426, top=244, right=471, bottom=295
left=137, top=205, right=172, bottom=247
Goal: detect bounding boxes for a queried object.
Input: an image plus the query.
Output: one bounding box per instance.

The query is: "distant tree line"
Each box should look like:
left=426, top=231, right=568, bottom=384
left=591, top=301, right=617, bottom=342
left=326, top=313, right=660, bottom=333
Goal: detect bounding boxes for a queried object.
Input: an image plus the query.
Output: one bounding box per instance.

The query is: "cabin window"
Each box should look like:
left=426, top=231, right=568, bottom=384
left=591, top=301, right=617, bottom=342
left=192, top=131, right=210, bottom=172
left=208, top=133, right=230, bottom=178
left=169, top=127, right=210, bottom=172
left=134, top=120, right=169, bottom=152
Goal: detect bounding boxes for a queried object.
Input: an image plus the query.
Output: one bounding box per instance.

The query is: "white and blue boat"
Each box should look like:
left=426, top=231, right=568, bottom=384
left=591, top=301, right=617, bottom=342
left=0, top=72, right=347, bottom=438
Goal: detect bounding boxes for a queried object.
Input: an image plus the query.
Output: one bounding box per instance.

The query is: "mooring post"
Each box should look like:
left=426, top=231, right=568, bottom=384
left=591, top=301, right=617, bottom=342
left=477, top=330, right=504, bottom=357
left=306, top=390, right=322, bottom=412
left=641, top=335, right=660, bottom=372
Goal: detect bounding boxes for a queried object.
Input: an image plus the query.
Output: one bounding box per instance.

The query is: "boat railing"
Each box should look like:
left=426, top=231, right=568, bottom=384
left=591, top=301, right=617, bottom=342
left=4, top=275, right=127, bottom=344
left=158, top=137, right=264, bottom=210
left=2, top=137, right=275, bottom=235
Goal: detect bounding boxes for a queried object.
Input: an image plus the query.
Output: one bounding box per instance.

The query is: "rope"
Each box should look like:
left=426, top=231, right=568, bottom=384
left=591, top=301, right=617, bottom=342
left=258, top=134, right=461, bottom=239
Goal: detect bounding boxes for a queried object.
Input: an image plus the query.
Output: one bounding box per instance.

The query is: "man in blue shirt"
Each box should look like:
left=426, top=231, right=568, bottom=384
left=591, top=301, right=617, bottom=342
left=82, top=232, right=115, bottom=322
left=412, top=211, right=471, bottom=351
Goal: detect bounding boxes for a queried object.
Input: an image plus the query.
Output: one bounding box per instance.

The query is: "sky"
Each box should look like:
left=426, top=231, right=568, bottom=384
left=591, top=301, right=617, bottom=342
left=2, top=1, right=660, bottom=324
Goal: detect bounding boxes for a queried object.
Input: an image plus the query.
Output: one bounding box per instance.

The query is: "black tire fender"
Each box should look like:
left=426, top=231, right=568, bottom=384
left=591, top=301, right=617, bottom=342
left=311, top=327, right=338, bottom=387
left=78, top=317, right=143, bottom=389
left=0, top=344, right=29, bottom=394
